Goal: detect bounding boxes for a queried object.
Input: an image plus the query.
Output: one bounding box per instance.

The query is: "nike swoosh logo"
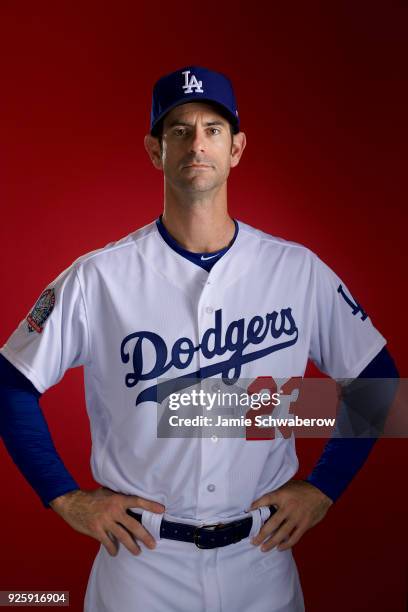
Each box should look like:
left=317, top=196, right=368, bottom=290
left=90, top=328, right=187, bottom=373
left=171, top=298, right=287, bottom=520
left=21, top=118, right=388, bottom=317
left=201, top=254, right=220, bottom=261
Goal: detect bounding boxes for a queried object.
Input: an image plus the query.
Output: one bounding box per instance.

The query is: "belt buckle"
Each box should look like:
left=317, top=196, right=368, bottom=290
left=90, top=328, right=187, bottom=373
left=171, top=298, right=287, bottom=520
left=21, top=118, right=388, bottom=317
left=194, top=521, right=242, bottom=549
left=193, top=523, right=222, bottom=549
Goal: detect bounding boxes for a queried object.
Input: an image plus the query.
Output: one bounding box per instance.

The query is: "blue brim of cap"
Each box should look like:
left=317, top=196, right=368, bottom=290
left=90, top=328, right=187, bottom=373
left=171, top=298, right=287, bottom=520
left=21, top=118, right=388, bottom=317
left=150, top=96, right=239, bottom=136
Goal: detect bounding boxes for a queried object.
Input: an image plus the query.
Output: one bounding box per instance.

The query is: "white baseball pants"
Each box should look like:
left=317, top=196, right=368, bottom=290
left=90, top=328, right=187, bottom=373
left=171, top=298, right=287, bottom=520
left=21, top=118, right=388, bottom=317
left=84, top=507, right=305, bottom=612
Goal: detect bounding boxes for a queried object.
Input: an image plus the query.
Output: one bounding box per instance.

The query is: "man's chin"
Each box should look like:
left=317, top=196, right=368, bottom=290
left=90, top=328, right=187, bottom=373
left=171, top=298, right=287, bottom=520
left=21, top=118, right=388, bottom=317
left=177, top=178, right=220, bottom=193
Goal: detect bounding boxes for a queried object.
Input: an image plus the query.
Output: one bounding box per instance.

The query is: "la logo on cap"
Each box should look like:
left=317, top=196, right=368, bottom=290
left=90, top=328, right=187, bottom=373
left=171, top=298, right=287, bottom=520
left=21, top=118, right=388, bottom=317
left=182, top=70, right=204, bottom=94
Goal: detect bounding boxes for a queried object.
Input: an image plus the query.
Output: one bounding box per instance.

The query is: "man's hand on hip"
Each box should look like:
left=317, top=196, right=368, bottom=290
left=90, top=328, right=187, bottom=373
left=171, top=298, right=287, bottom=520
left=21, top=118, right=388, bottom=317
left=250, top=479, right=333, bottom=552
left=49, top=487, right=165, bottom=557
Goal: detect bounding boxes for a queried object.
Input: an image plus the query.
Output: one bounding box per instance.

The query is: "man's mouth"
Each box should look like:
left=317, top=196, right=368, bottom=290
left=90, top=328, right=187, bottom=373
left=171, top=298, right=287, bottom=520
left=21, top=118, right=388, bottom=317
left=183, top=164, right=211, bottom=169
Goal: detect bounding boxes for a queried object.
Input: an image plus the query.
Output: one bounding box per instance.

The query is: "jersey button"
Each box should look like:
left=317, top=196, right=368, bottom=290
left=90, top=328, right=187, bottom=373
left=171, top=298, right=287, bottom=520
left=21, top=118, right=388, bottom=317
left=207, top=484, right=216, bottom=492
left=211, top=435, right=218, bottom=442
left=205, top=306, right=214, bottom=314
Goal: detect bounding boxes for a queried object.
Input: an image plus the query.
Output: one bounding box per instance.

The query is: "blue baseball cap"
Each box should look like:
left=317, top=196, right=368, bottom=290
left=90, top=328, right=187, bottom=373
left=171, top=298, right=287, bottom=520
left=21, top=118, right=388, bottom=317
left=150, top=65, right=240, bottom=136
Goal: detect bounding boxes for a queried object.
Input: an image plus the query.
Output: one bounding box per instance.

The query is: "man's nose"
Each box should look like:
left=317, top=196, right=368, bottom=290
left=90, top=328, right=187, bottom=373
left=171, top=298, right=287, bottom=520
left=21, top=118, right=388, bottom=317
left=189, top=128, right=206, bottom=153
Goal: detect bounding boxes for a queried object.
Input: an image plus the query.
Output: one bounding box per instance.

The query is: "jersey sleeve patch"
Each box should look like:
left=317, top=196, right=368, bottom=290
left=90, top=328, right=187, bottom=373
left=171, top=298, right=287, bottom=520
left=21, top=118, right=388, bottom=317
left=337, top=283, right=368, bottom=321
left=26, top=288, right=56, bottom=333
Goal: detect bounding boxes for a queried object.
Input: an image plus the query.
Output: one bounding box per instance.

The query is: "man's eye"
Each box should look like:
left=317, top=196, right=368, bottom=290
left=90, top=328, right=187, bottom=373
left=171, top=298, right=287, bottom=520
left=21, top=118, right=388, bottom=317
left=209, top=128, right=220, bottom=135
left=174, top=128, right=186, bottom=136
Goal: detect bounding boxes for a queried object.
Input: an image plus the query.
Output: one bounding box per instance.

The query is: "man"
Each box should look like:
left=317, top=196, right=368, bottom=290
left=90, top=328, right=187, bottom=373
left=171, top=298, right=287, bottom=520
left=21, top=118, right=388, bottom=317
left=0, top=66, right=398, bottom=611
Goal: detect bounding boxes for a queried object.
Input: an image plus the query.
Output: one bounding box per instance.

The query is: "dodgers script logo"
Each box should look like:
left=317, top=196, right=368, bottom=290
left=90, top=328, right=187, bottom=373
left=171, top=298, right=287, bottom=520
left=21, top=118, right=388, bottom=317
left=121, top=308, right=298, bottom=405
left=182, top=70, right=204, bottom=94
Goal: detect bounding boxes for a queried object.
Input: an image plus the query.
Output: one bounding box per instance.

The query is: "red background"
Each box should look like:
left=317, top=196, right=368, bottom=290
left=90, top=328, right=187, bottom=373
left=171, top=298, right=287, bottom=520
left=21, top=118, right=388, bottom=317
left=1, top=2, right=407, bottom=611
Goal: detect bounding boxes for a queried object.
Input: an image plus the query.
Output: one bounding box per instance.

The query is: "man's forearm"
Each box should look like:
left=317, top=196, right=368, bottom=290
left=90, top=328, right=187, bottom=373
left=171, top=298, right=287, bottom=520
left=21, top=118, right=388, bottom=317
left=0, top=354, right=80, bottom=507
left=49, top=489, right=83, bottom=511
left=306, top=347, right=399, bottom=502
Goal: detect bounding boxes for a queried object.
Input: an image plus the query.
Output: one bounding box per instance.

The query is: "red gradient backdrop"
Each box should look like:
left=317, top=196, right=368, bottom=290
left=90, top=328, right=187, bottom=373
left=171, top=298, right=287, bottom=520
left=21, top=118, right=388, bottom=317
left=1, top=3, right=407, bottom=611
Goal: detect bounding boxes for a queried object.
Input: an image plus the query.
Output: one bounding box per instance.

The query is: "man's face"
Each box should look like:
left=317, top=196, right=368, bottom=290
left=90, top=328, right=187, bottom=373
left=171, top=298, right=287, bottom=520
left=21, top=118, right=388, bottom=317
left=157, top=102, right=239, bottom=194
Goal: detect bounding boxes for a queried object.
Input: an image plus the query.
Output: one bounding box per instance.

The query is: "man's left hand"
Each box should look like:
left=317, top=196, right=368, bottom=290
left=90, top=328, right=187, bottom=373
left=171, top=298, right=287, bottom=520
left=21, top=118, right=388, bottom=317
left=250, top=480, right=333, bottom=552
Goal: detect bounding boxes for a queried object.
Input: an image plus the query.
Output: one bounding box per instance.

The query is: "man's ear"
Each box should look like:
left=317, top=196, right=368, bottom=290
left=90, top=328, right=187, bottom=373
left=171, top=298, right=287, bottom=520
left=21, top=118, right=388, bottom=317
left=144, top=134, right=163, bottom=170
left=230, top=132, right=247, bottom=168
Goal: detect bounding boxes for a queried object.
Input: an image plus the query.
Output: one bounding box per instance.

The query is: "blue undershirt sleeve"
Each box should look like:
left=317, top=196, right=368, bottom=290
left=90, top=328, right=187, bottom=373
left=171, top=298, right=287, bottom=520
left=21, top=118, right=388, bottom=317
left=305, top=346, right=399, bottom=502
left=0, top=354, right=80, bottom=508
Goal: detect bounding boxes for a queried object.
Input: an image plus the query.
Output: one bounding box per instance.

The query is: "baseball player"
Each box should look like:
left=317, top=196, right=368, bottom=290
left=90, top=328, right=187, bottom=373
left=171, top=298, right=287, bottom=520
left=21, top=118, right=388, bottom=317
left=0, top=65, right=399, bottom=612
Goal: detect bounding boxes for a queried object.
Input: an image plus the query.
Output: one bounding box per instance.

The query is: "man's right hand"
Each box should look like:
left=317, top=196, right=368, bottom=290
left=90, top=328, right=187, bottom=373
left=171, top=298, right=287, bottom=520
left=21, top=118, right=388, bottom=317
left=49, top=487, right=165, bottom=557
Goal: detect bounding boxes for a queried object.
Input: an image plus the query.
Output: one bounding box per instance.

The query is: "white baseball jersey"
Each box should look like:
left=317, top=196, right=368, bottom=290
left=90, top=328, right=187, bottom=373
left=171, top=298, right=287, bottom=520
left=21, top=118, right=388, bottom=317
left=0, top=219, right=386, bottom=521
